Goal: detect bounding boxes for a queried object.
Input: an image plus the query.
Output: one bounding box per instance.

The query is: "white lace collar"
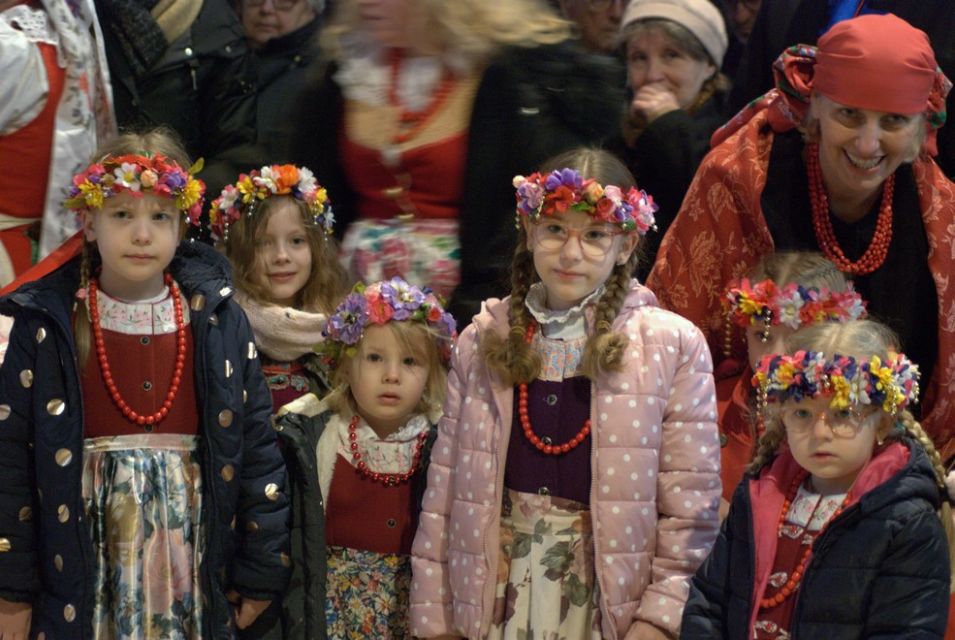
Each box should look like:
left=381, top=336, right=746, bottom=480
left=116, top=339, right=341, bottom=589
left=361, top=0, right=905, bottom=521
left=93, top=283, right=190, bottom=335
left=332, top=412, right=431, bottom=475
left=524, top=282, right=603, bottom=340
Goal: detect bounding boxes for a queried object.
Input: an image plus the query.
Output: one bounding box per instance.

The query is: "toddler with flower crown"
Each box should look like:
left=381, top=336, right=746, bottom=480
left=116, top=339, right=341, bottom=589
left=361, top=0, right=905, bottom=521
left=263, top=277, right=455, bottom=638
left=411, top=148, right=721, bottom=640
left=210, top=164, right=349, bottom=412
left=716, top=252, right=866, bottom=514
left=0, top=130, right=290, bottom=638
left=683, top=319, right=953, bottom=639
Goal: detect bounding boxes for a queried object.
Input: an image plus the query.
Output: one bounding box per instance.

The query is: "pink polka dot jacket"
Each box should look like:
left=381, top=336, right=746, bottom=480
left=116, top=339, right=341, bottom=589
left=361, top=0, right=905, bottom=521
left=410, top=280, right=722, bottom=639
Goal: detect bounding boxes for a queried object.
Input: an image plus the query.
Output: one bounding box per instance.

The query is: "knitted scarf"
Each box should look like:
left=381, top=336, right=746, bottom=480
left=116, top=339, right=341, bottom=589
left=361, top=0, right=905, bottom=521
left=235, top=292, right=328, bottom=363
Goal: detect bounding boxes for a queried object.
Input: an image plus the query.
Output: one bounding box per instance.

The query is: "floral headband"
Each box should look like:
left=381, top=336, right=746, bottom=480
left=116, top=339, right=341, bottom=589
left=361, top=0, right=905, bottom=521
left=512, top=168, right=657, bottom=235
left=64, top=153, right=205, bottom=225
left=725, top=278, right=866, bottom=334
left=318, top=277, right=457, bottom=368
left=753, top=350, right=920, bottom=415
left=209, top=164, right=334, bottom=243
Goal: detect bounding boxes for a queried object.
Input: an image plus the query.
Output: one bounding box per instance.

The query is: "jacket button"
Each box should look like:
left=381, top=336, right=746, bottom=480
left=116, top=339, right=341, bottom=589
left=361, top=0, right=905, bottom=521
left=221, top=464, right=235, bottom=482
left=0, top=538, right=10, bottom=552
left=538, top=487, right=550, bottom=496
left=58, top=504, right=70, bottom=523
left=47, top=399, right=65, bottom=415
left=280, top=552, right=291, bottom=567
left=64, top=604, right=76, bottom=622
left=19, top=370, right=33, bottom=388
left=35, top=327, right=47, bottom=343
left=225, top=360, right=233, bottom=378
left=18, top=506, right=31, bottom=522
left=190, top=294, right=205, bottom=311
left=264, top=483, right=281, bottom=501
left=54, top=554, right=63, bottom=571
left=218, top=409, right=234, bottom=427
left=0, top=404, right=10, bottom=421
left=55, top=448, right=73, bottom=467
left=545, top=394, right=558, bottom=406
left=184, top=47, right=193, bottom=57
left=142, top=380, right=153, bottom=391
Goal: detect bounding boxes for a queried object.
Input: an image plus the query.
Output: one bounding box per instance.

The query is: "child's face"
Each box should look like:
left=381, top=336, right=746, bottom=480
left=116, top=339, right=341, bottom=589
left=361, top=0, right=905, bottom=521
left=525, top=209, right=638, bottom=310
left=83, top=192, right=180, bottom=300
left=253, top=200, right=313, bottom=306
left=782, top=395, right=883, bottom=495
left=746, top=323, right=794, bottom=371
left=347, top=324, right=430, bottom=437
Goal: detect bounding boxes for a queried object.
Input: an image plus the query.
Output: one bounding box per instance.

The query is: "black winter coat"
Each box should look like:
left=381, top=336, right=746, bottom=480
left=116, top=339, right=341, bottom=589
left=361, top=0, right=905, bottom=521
left=681, top=438, right=950, bottom=639
left=244, top=396, right=436, bottom=640
left=0, top=241, right=290, bottom=639
left=288, top=41, right=626, bottom=328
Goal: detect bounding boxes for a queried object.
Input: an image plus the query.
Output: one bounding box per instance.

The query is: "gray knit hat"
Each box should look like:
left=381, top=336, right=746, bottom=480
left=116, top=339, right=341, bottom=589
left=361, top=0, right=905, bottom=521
left=621, top=0, right=728, bottom=67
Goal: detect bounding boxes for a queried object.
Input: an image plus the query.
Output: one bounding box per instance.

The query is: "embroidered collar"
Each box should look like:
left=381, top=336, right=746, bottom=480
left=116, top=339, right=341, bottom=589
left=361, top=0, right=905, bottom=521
left=525, top=282, right=603, bottom=339
left=92, top=283, right=190, bottom=335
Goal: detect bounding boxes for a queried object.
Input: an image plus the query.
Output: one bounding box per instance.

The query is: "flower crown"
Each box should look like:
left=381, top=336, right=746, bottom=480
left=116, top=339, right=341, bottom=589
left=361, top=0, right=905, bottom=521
left=512, top=168, right=657, bottom=235
left=64, top=153, right=205, bottom=225
left=725, top=278, right=867, bottom=330
left=318, top=278, right=457, bottom=368
left=209, top=164, right=334, bottom=243
left=753, top=350, right=920, bottom=414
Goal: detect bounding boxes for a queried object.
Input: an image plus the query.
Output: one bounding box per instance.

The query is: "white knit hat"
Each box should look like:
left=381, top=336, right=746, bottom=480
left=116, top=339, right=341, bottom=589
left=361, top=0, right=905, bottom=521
left=622, top=0, right=728, bottom=67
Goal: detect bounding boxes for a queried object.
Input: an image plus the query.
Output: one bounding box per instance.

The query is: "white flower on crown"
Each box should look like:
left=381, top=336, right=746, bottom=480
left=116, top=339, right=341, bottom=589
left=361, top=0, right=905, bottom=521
left=256, top=166, right=279, bottom=193
left=778, top=289, right=805, bottom=329
left=297, top=166, right=318, bottom=197
left=113, top=163, right=142, bottom=191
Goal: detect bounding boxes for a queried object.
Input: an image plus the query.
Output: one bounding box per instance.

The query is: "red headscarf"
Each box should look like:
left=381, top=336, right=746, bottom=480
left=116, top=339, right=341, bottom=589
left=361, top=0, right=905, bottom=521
left=712, top=13, right=951, bottom=155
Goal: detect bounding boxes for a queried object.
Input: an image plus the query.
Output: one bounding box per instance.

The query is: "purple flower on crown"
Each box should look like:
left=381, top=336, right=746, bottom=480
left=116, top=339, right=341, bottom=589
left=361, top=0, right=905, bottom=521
left=380, top=277, right=426, bottom=321
left=326, top=293, right=367, bottom=346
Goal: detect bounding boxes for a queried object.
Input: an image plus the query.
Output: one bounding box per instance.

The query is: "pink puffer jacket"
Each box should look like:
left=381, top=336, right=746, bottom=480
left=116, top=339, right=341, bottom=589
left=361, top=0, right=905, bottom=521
left=411, top=281, right=721, bottom=639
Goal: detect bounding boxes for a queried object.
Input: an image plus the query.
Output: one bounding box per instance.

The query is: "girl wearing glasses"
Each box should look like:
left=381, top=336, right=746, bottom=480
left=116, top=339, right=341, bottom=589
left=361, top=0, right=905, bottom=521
left=683, top=319, right=954, bottom=639
left=411, top=148, right=721, bottom=640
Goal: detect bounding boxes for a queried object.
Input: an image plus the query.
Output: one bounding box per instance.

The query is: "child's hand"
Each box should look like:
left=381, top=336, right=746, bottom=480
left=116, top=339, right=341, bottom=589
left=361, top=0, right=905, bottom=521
left=226, top=590, right=271, bottom=630
left=625, top=621, right=675, bottom=640
left=0, top=598, right=31, bottom=639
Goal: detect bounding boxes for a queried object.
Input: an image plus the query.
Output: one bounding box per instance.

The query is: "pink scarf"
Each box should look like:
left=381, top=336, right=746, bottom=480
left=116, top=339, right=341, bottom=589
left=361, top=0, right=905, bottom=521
left=235, top=292, right=327, bottom=362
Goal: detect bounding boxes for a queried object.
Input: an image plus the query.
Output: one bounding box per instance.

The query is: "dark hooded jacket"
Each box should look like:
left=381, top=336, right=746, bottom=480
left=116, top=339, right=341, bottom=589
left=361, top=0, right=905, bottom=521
left=0, top=241, right=290, bottom=638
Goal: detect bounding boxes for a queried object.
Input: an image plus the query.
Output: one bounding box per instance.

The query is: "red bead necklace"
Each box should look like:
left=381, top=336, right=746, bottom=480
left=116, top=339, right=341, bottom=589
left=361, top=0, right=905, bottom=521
left=807, top=142, right=894, bottom=275
left=387, top=49, right=457, bottom=145
left=517, top=321, right=592, bottom=455
left=89, top=273, right=186, bottom=429
left=347, top=414, right=429, bottom=487
left=759, top=470, right=851, bottom=609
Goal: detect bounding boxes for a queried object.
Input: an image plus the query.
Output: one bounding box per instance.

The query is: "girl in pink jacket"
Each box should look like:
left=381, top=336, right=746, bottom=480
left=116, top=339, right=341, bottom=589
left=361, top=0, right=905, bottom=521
left=411, top=148, right=722, bottom=640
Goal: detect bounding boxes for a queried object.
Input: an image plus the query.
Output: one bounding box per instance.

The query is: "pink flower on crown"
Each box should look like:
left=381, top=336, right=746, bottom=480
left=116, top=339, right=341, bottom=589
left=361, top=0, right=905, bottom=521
left=367, top=290, right=394, bottom=324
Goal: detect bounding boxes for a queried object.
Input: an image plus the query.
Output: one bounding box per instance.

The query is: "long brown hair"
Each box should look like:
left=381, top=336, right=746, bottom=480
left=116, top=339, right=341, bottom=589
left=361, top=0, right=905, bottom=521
left=482, top=148, right=643, bottom=386
left=223, top=195, right=348, bottom=314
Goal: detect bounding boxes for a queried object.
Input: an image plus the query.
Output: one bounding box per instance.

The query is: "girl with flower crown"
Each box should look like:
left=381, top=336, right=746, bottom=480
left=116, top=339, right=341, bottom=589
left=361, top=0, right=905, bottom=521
left=260, top=278, right=455, bottom=639
left=211, top=164, right=348, bottom=411
left=683, top=319, right=954, bottom=639
left=411, top=148, right=721, bottom=640
left=0, top=130, right=290, bottom=638
left=717, top=252, right=866, bottom=514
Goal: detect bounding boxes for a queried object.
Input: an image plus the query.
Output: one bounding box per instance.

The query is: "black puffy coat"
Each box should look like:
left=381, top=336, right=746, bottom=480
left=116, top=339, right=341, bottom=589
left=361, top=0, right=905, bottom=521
left=681, top=438, right=950, bottom=639
left=0, top=241, right=290, bottom=639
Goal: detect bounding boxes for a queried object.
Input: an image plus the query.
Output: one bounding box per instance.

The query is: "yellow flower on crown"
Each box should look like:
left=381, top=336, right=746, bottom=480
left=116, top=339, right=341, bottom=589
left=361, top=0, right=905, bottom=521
left=775, top=360, right=796, bottom=385
left=315, top=187, right=328, bottom=207
left=176, top=177, right=203, bottom=211
left=583, top=181, right=604, bottom=202
left=77, top=180, right=104, bottom=209
left=830, top=375, right=851, bottom=410
left=737, top=294, right=764, bottom=320
left=237, top=175, right=258, bottom=203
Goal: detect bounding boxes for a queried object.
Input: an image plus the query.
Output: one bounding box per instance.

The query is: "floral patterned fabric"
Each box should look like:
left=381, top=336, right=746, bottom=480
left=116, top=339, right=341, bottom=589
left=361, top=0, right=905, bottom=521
left=82, top=434, right=204, bottom=639
left=340, top=218, right=459, bottom=300
left=488, top=489, right=602, bottom=640
left=325, top=545, right=412, bottom=639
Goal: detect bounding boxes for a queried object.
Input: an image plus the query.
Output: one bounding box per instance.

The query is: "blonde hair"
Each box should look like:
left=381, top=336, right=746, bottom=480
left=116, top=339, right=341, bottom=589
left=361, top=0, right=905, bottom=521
left=747, top=319, right=954, bottom=587
left=74, top=127, right=193, bottom=367
left=323, top=0, right=570, bottom=64
left=482, top=148, right=642, bottom=386
left=222, top=195, right=348, bottom=314
left=327, top=321, right=449, bottom=420
left=749, top=252, right=849, bottom=291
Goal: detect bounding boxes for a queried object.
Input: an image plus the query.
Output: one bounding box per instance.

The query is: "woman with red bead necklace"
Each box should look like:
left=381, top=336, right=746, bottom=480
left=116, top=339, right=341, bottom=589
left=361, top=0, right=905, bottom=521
left=411, top=148, right=721, bottom=640
left=266, top=277, right=455, bottom=638
left=0, top=130, right=290, bottom=638
left=682, top=319, right=954, bottom=639
left=646, top=14, right=955, bottom=462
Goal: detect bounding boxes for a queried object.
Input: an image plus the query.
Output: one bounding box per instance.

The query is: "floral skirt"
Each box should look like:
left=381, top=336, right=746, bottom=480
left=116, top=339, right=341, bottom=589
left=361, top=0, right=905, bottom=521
left=488, top=489, right=602, bottom=640
left=325, top=545, right=412, bottom=639
left=82, top=434, right=205, bottom=639
left=340, top=218, right=459, bottom=300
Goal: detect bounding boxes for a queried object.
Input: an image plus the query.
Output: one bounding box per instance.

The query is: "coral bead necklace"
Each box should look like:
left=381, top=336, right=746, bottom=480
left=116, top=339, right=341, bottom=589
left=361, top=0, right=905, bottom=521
left=807, top=142, right=894, bottom=275
left=518, top=321, right=592, bottom=455
left=759, top=470, right=852, bottom=609
left=348, top=415, right=429, bottom=487
left=89, top=273, right=186, bottom=430
left=387, top=49, right=457, bottom=145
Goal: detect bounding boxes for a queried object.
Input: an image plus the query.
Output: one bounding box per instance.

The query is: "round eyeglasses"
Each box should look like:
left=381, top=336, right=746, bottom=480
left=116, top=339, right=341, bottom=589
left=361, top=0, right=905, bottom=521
left=781, top=404, right=877, bottom=439
left=531, top=220, right=624, bottom=260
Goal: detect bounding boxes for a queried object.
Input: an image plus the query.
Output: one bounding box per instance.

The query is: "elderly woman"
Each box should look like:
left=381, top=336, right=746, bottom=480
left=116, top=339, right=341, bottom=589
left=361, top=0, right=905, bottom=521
left=290, top=0, right=625, bottom=324
left=611, top=0, right=729, bottom=276
left=647, top=13, right=955, bottom=458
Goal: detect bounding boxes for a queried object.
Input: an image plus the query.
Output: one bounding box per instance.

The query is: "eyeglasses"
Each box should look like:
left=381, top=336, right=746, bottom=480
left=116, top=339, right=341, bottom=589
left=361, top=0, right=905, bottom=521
left=243, top=0, right=300, bottom=9
left=781, top=404, right=876, bottom=439
left=531, top=220, right=624, bottom=260
left=585, top=0, right=629, bottom=12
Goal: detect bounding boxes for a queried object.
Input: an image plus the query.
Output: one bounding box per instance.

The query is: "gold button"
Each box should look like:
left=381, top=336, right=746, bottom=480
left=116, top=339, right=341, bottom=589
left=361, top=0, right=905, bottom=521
left=242, top=390, right=248, bottom=404
left=190, top=294, right=206, bottom=311
left=221, top=464, right=235, bottom=482
left=219, top=287, right=232, bottom=297
left=225, top=360, right=233, bottom=378
left=280, top=552, right=291, bottom=567
left=35, top=327, right=47, bottom=343
left=47, top=399, right=65, bottom=416
left=57, top=504, right=69, bottom=523
left=0, top=404, right=10, bottom=421
left=230, top=516, right=236, bottom=530
left=55, top=448, right=73, bottom=467
left=218, top=409, right=233, bottom=427
left=64, top=603, right=75, bottom=622
left=246, top=520, right=259, bottom=533
left=19, top=370, right=33, bottom=388
left=247, top=342, right=257, bottom=359
left=18, top=506, right=31, bottom=522
left=54, top=554, right=63, bottom=572
left=264, top=483, right=280, bottom=501
left=0, top=538, right=11, bottom=552
left=209, top=314, right=219, bottom=326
